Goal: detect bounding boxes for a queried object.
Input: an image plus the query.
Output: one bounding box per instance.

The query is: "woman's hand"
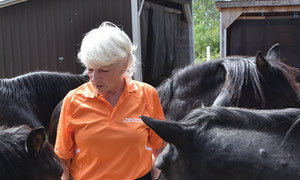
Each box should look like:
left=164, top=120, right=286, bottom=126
left=60, top=159, right=70, bottom=180
left=152, top=147, right=164, bottom=180
left=151, top=165, right=161, bottom=180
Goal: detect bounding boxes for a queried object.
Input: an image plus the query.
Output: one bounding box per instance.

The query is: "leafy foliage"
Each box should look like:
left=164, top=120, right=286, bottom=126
left=193, top=0, right=220, bottom=63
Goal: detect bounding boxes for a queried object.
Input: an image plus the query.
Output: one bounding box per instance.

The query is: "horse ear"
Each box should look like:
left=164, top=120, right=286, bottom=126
left=25, top=127, right=46, bottom=156
left=266, top=43, right=280, bottom=60
left=256, top=51, right=272, bottom=76
left=213, top=88, right=232, bottom=107
left=140, top=116, right=186, bottom=146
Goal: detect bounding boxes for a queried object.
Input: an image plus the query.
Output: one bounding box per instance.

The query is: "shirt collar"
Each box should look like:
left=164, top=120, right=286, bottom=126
left=125, top=77, right=138, bottom=93
left=84, top=77, right=138, bottom=98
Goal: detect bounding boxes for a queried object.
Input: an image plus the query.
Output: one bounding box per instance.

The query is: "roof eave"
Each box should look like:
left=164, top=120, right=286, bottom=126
left=0, top=0, right=27, bottom=8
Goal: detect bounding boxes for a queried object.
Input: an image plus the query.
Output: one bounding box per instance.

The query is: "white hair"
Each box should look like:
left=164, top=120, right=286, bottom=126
left=78, top=21, right=136, bottom=79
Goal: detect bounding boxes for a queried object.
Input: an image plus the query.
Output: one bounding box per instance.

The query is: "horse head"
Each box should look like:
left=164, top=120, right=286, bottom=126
left=255, top=45, right=300, bottom=108
left=157, top=60, right=227, bottom=121
left=141, top=107, right=300, bottom=180
left=0, top=125, right=63, bottom=179
left=157, top=43, right=300, bottom=122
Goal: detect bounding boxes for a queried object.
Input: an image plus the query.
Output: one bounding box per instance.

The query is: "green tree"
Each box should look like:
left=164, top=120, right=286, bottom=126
left=193, top=0, right=220, bottom=63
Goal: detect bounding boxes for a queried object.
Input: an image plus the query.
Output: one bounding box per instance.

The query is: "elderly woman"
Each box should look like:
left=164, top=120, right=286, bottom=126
left=54, top=22, right=165, bottom=180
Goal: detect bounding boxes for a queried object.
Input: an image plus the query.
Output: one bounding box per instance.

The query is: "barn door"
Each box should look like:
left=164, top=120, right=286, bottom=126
left=140, top=1, right=181, bottom=87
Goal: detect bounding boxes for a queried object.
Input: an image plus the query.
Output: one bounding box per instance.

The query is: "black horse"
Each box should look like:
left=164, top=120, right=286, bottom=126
left=141, top=107, right=300, bottom=180
left=0, top=71, right=88, bottom=129
left=0, top=125, right=63, bottom=179
left=157, top=44, right=300, bottom=121
left=49, top=100, right=63, bottom=145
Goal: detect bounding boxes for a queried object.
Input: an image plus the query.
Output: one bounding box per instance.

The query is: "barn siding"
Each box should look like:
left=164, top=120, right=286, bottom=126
left=0, top=0, right=132, bottom=78
left=216, top=0, right=300, bottom=59
left=228, top=18, right=300, bottom=69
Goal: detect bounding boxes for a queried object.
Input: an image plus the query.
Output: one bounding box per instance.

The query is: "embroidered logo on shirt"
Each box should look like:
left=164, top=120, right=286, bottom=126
left=123, top=117, right=143, bottom=123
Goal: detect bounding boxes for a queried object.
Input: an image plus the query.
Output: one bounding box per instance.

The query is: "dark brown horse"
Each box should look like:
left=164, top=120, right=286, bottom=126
left=157, top=44, right=300, bottom=121
left=0, top=125, right=63, bottom=179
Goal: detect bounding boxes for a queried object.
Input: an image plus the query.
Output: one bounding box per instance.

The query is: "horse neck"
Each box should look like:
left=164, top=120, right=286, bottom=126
left=186, top=107, right=300, bottom=134
left=262, top=60, right=300, bottom=108
left=15, top=72, right=86, bottom=128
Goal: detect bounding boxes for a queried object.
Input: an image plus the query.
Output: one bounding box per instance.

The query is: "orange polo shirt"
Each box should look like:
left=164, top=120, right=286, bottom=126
left=54, top=78, right=165, bottom=180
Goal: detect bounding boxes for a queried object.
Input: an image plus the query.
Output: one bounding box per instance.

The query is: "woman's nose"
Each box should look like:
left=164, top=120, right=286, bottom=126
left=90, top=71, right=102, bottom=82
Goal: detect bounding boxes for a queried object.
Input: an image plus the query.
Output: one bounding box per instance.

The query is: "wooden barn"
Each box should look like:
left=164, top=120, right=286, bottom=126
left=0, top=0, right=194, bottom=86
left=215, top=0, right=300, bottom=69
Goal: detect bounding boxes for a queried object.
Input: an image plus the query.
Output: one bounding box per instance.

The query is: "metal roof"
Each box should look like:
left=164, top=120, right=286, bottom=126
left=0, top=0, right=27, bottom=8
left=216, top=0, right=300, bottom=9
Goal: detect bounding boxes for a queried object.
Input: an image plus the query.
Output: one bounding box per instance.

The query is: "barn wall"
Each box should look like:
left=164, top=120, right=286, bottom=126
left=227, top=17, right=300, bottom=68
left=0, top=0, right=132, bottom=78
left=216, top=0, right=300, bottom=64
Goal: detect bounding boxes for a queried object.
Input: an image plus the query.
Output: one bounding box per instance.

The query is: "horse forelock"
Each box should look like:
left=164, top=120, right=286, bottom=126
left=221, top=57, right=265, bottom=107
left=0, top=125, right=30, bottom=141
left=181, top=107, right=300, bottom=135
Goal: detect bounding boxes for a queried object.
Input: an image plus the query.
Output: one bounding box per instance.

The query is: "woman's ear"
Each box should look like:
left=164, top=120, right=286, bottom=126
left=122, top=59, right=129, bottom=73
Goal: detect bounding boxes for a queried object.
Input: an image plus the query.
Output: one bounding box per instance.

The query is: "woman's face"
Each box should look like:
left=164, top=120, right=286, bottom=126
left=87, top=61, right=126, bottom=95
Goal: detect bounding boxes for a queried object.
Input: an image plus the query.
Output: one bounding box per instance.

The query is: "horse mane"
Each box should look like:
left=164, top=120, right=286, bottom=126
left=157, top=78, right=174, bottom=113
left=221, top=56, right=264, bottom=106
left=268, top=60, right=300, bottom=94
left=182, top=107, right=300, bottom=135
left=0, top=71, right=88, bottom=103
